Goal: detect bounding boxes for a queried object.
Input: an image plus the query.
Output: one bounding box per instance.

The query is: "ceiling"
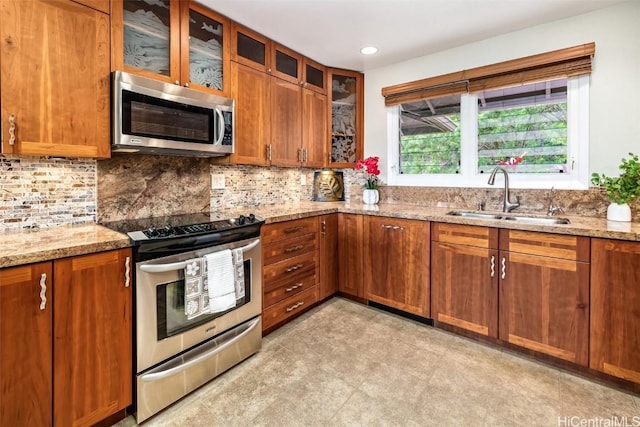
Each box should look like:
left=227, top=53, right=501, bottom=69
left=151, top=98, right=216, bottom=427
left=204, top=0, right=624, bottom=72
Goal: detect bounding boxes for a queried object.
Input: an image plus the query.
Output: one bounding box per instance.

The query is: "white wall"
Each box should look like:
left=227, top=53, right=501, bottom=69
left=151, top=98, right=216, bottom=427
left=363, top=1, right=640, bottom=184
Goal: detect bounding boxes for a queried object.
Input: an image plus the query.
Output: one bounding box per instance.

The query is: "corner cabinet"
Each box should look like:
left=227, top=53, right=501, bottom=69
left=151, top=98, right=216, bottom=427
left=0, top=248, right=132, bottom=427
left=590, top=239, right=640, bottom=383
left=431, top=223, right=499, bottom=338
left=327, top=68, right=364, bottom=167
left=0, top=0, right=111, bottom=158
left=338, top=213, right=364, bottom=298
left=363, top=217, right=430, bottom=317
left=111, top=0, right=230, bottom=96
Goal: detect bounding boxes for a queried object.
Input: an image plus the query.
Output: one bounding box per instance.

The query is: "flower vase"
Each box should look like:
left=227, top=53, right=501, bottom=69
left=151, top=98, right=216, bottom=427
left=607, top=202, right=631, bottom=222
left=363, top=189, right=379, bottom=205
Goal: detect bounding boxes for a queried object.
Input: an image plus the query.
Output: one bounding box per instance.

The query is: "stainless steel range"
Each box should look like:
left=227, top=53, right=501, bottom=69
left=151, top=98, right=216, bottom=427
left=102, top=213, right=263, bottom=423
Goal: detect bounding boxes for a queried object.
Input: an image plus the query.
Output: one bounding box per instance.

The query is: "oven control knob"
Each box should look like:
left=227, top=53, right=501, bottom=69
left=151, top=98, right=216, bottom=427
left=229, top=218, right=236, bottom=225
left=238, top=215, right=246, bottom=225
left=248, top=213, right=256, bottom=223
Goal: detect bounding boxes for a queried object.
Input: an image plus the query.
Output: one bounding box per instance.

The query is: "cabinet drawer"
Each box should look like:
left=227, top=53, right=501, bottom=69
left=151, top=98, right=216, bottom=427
left=263, top=251, right=317, bottom=285
left=431, top=223, right=498, bottom=249
left=263, top=273, right=317, bottom=308
left=262, top=285, right=319, bottom=331
left=262, top=217, right=318, bottom=244
left=263, top=233, right=317, bottom=265
left=499, top=230, right=590, bottom=262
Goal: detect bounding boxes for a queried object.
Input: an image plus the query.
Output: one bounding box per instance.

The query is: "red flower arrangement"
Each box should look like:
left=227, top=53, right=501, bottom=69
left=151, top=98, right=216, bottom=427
left=355, top=156, right=380, bottom=189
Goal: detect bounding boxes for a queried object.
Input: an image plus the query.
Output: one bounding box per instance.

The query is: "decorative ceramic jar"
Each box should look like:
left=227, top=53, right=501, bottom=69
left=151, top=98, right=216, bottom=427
left=363, top=189, right=379, bottom=205
left=607, top=202, right=631, bottom=222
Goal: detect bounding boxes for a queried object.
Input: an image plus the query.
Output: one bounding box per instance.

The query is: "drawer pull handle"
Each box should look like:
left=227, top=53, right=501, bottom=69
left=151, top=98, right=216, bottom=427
left=285, top=283, right=303, bottom=292
left=382, top=225, right=403, bottom=230
left=284, top=244, right=304, bottom=253
left=284, top=226, right=303, bottom=233
left=39, top=273, right=47, bottom=310
left=577, top=303, right=586, bottom=309
left=285, top=264, right=304, bottom=273
left=286, top=301, right=305, bottom=312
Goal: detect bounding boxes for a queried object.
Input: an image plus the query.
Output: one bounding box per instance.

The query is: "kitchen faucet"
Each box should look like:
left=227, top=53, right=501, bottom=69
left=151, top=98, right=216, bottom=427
left=546, top=186, right=565, bottom=216
left=487, top=166, right=520, bottom=212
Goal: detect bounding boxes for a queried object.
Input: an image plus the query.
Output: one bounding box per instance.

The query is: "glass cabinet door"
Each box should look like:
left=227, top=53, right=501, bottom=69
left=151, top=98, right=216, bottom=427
left=329, top=70, right=363, bottom=166
left=271, top=44, right=302, bottom=85
left=119, top=0, right=180, bottom=83
left=231, top=24, right=271, bottom=73
left=303, top=59, right=327, bottom=95
left=182, top=3, right=229, bottom=94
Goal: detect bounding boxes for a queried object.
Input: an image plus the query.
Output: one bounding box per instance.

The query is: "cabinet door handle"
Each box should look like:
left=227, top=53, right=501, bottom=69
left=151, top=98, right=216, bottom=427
left=284, top=226, right=303, bottom=234
left=501, top=257, right=506, bottom=279
left=8, top=113, right=16, bottom=145
left=39, top=273, right=47, bottom=310
left=577, top=303, right=586, bottom=309
left=284, top=245, right=304, bottom=253
left=320, top=219, right=326, bottom=234
left=124, top=256, right=131, bottom=288
left=174, top=80, right=180, bottom=85
left=303, top=148, right=308, bottom=163
left=267, top=144, right=272, bottom=161
left=490, top=255, right=495, bottom=278
left=285, top=283, right=303, bottom=292
left=184, top=82, right=190, bottom=88
left=285, top=264, right=304, bottom=273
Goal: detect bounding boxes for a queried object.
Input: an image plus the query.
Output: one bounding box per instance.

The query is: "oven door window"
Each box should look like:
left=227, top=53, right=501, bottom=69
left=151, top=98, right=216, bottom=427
left=156, top=259, right=252, bottom=340
left=122, top=89, right=215, bottom=144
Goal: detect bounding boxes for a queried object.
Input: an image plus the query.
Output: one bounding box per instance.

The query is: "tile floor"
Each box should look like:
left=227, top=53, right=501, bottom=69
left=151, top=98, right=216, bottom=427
left=115, top=297, right=640, bottom=426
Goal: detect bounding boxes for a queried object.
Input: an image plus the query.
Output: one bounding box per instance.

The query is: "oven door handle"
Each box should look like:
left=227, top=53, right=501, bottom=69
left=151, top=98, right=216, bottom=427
left=139, top=316, right=261, bottom=382
left=139, top=239, right=260, bottom=273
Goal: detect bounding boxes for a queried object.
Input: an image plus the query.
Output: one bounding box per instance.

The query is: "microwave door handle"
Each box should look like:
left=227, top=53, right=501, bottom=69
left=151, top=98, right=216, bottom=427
left=214, top=108, right=225, bottom=145
left=139, top=239, right=260, bottom=274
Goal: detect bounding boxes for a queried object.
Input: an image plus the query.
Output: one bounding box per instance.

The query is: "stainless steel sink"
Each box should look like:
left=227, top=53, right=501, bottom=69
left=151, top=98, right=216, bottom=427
left=447, top=211, right=503, bottom=220
left=447, top=211, right=570, bottom=225
left=502, top=216, right=570, bottom=225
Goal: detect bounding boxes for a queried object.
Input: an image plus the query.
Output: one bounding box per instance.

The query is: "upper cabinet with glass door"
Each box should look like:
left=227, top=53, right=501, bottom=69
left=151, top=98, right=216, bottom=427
left=111, top=0, right=230, bottom=96
left=328, top=68, right=364, bottom=167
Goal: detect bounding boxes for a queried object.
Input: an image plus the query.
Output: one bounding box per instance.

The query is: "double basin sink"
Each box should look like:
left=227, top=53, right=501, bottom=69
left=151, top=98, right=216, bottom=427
left=447, top=210, right=570, bottom=225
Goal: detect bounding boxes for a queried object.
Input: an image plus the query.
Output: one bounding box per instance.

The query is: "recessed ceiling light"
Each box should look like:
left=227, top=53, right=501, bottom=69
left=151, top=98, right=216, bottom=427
left=360, top=46, right=378, bottom=55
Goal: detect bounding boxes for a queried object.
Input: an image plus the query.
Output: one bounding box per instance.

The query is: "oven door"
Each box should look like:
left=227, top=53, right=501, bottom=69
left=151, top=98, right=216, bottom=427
left=135, top=236, right=261, bottom=373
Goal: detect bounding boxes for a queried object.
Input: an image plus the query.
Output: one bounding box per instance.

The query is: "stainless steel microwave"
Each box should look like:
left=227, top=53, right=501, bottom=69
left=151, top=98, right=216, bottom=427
left=112, top=71, right=234, bottom=157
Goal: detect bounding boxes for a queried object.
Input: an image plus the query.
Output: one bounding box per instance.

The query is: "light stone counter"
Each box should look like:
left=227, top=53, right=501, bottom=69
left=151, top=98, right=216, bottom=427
left=1, top=224, right=132, bottom=268
left=3, top=202, right=640, bottom=269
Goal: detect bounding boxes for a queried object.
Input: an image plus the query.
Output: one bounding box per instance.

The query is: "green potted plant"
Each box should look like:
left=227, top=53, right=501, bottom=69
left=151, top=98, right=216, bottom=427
left=591, top=152, right=640, bottom=222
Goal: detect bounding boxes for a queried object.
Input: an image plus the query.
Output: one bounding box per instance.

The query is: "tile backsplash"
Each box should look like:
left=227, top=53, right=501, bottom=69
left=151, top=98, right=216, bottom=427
left=1, top=155, right=96, bottom=231
left=2, top=153, right=634, bottom=230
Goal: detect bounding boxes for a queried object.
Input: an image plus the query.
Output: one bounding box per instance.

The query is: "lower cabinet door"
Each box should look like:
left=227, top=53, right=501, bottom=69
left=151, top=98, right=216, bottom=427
left=499, top=251, right=590, bottom=366
left=0, top=262, right=53, bottom=427
left=53, top=248, right=132, bottom=427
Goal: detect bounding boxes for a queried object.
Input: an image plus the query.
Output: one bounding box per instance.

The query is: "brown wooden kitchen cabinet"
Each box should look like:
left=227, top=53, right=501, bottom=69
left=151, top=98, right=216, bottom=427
left=327, top=68, right=364, bottom=167
left=431, top=223, right=499, bottom=338
left=0, top=0, right=110, bottom=158
left=0, top=248, right=132, bottom=427
left=53, top=248, right=133, bottom=427
left=262, top=218, right=320, bottom=332
left=229, top=24, right=327, bottom=167
left=0, top=262, right=53, bottom=427
left=338, top=213, right=365, bottom=298
left=111, top=0, right=230, bottom=96
left=499, top=230, right=590, bottom=366
left=319, top=214, right=339, bottom=300
left=363, top=216, right=430, bottom=317
left=590, top=239, right=640, bottom=383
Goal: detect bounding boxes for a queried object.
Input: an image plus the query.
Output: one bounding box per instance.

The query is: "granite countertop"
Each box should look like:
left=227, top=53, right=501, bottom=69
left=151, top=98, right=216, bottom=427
left=0, top=224, right=132, bottom=269
left=3, top=201, right=640, bottom=269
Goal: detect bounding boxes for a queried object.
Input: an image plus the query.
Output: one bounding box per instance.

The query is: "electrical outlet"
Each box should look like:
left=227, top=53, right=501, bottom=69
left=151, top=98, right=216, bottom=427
left=210, top=173, right=225, bottom=189
left=300, top=174, right=307, bottom=186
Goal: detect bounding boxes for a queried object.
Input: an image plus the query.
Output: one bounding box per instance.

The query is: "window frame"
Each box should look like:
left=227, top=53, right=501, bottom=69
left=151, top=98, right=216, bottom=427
left=387, top=75, right=590, bottom=189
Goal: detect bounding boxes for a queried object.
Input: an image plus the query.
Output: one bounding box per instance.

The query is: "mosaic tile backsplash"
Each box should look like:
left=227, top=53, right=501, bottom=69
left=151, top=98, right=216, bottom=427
left=2, top=153, right=636, bottom=230
left=1, top=155, right=96, bottom=231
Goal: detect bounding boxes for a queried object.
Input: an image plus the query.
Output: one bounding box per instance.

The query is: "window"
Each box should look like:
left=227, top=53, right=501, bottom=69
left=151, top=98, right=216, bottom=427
left=383, top=43, right=594, bottom=189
